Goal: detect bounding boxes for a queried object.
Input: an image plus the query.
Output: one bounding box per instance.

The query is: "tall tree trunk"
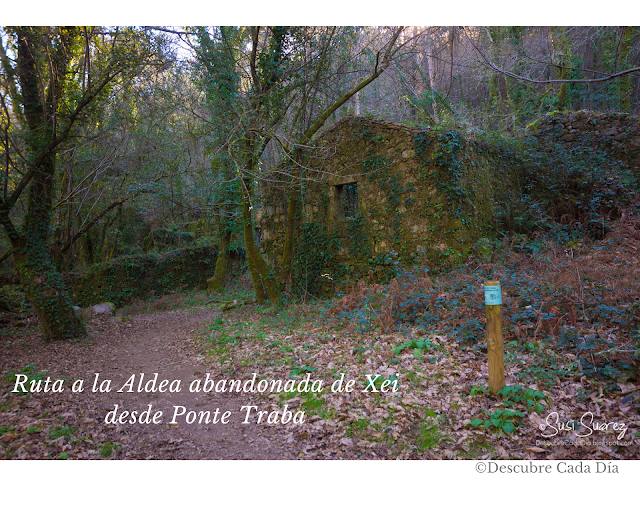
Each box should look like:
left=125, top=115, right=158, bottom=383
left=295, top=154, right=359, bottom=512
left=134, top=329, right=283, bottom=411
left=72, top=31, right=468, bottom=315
left=427, top=46, right=439, bottom=123
left=83, top=232, right=95, bottom=265
left=246, top=252, right=267, bottom=303
left=8, top=27, right=85, bottom=339
left=551, top=27, right=570, bottom=110
left=556, top=68, right=569, bottom=110
left=492, top=74, right=516, bottom=131
left=240, top=176, right=279, bottom=303
left=109, top=203, right=123, bottom=260
left=280, top=184, right=299, bottom=290
left=280, top=149, right=304, bottom=290
left=208, top=214, right=233, bottom=294
left=618, top=26, right=634, bottom=112
left=355, top=29, right=362, bottom=116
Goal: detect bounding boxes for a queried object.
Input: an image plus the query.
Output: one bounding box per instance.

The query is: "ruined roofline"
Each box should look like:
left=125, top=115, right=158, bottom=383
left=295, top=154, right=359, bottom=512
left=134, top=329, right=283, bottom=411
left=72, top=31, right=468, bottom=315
left=319, top=115, right=427, bottom=140
left=538, top=109, right=638, bottom=121
left=527, top=109, right=640, bottom=132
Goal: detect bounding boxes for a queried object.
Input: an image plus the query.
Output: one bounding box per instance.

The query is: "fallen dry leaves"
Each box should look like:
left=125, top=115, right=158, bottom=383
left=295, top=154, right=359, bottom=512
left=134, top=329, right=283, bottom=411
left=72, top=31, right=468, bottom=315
left=194, top=299, right=639, bottom=460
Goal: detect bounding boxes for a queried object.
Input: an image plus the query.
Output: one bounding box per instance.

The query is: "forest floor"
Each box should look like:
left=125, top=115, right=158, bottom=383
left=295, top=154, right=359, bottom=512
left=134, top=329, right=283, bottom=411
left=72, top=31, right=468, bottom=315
left=0, top=301, right=299, bottom=460
left=1, top=284, right=639, bottom=460
left=187, top=299, right=639, bottom=460
left=2, top=217, right=640, bottom=459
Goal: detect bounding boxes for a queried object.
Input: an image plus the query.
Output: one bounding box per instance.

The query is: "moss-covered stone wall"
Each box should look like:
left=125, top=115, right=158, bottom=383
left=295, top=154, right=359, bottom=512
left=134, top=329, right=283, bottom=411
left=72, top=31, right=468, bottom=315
left=66, top=246, right=245, bottom=307
left=528, top=110, right=640, bottom=173
left=259, top=117, right=517, bottom=288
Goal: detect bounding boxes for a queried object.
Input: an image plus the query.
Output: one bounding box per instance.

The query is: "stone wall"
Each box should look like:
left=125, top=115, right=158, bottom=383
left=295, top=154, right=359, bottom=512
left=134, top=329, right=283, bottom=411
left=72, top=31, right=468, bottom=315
left=528, top=111, right=640, bottom=172
left=67, top=245, right=245, bottom=307
left=259, top=117, right=517, bottom=285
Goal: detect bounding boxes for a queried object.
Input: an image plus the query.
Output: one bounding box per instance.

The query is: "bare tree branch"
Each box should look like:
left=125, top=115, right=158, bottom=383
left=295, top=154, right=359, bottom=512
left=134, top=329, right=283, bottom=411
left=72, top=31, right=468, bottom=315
left=460, top=27, right=640, bottom=85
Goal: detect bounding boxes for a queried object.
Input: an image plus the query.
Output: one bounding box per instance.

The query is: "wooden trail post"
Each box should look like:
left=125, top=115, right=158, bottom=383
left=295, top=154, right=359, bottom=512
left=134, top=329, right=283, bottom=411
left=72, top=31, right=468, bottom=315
left=484, top=280, right=505, bottom=394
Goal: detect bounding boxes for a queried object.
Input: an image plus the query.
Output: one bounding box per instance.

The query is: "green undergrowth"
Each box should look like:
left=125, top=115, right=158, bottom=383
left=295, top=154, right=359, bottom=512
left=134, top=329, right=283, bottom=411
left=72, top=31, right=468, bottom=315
left=3, top=365, right=53, bottom=395
left=325, top=217, right=640, bottom=388
left=480, top=129, right=640, bottom=240
left=198, top=301, right=316, bottom=373
left=468, top=384, right=548, bottom=435
left=0, top=286, right=35, bottom=337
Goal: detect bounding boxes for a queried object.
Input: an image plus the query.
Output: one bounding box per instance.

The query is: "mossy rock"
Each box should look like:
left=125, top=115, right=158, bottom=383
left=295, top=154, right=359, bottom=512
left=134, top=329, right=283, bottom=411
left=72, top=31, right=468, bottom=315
left=74, top=302, right=116, bottom=321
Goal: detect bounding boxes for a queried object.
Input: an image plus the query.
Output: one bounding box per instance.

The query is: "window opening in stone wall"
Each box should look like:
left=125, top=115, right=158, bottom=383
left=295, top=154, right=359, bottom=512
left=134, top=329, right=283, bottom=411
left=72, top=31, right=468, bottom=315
left=336, top=182, right=358, bottom=219
left=343, top=183, right=358, bottom=217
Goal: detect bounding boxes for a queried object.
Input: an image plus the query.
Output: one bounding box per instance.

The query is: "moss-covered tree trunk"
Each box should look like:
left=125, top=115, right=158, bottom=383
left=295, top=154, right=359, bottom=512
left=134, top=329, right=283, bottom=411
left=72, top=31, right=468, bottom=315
left=556, top=67, right=569, bottom=110
left=208, top=224, right=232, bottom=294
left=280, top=184, right=300, bottom=290
left=240, top=178, right=280, bottom=303
left=7, top=155, right=85, bottom=339
left=246, top=252, right=267, bottom=303
left=6, top=27, right=85, bottom=339
left=280, top=149, right=304, bottom=290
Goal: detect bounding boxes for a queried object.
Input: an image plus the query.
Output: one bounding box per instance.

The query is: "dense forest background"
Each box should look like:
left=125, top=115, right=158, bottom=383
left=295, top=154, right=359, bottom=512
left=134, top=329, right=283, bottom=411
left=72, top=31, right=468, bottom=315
left=0, top=26, right=639, bottom=338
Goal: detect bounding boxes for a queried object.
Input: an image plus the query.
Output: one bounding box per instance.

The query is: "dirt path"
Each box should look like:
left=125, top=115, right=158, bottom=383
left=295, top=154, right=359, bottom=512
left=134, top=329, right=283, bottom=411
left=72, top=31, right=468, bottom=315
left=1, top=306, right=298, bottom=459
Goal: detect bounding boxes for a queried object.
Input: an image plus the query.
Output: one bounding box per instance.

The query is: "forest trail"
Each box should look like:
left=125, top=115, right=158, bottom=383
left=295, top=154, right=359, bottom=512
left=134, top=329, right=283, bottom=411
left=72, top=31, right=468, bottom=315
left=0, top=306, right=297, bottom=460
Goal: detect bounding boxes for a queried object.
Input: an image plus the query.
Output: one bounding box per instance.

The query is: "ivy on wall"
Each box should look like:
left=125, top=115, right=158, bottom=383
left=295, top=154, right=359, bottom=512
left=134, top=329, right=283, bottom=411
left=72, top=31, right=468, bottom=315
left=363, top=152, right=405, bottom=244
left=291, top=222, right=343, bottom=298
left=68, top=245, right=245, bottom=307
left=414, top=130, right=474, bottom=219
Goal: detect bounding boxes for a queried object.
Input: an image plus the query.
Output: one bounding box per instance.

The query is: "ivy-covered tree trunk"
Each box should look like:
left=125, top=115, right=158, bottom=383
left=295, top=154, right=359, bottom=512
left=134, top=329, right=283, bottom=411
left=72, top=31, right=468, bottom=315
left=8, top=155, right=85, bottom=339
left=4, top=27, right=85, bottom=339
left=12, top=244, right=85, bottom=340
left=2, top=27, right=161, bottom=339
